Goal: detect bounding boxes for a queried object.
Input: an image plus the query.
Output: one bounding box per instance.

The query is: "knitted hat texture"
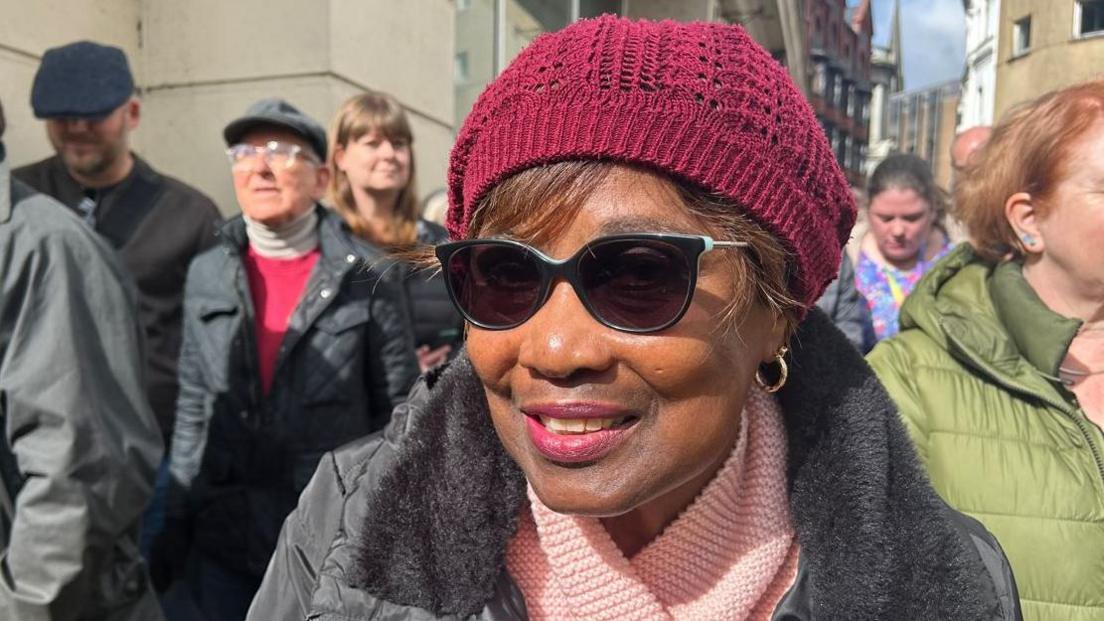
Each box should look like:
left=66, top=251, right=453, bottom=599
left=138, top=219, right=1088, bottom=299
left=446, top=16, right=856, bottom=309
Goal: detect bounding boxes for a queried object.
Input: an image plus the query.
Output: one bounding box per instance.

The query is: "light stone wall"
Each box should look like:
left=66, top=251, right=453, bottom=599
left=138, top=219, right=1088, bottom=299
left=995, top=0, right=1104, bottom=120
left=0, top=0, right=141, bottom=164
left=1, top=0, right=455, bottom=215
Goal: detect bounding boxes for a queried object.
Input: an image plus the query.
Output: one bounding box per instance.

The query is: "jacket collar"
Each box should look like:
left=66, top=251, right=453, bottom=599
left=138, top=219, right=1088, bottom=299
left=218, top=204, right=361, bottom=268
left=989, top=260, right=1081, bottom=378
left=348, top=309, right=999, bottom=619
left=899, top=244, right=1075, bottom=411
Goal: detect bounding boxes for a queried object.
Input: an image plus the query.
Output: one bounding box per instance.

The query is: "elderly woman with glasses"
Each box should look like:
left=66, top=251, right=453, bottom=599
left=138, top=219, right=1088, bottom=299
left=248, top=19, right=1020, bottom=621
left=151, top=98, right=418, bottom=620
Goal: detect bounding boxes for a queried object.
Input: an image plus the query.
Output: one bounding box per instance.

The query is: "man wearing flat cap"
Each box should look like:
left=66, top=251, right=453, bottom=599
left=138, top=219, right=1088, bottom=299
left=152, top=98, right=416, bottom=619
left=14, top=40, right=222, bottom=447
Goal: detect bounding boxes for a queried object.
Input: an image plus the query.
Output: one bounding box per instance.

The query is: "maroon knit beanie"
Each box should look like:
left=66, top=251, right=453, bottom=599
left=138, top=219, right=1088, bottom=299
left=447, top=15, right=856, bottom=310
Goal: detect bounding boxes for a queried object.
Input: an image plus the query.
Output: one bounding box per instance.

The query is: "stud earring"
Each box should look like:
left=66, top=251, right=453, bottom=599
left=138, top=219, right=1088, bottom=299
left=1021, top=233, right=1036, bottom=247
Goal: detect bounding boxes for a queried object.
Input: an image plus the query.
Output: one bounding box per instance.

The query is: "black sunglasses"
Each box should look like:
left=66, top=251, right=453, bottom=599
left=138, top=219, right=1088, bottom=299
left=435, top=233, right=748, bottom=334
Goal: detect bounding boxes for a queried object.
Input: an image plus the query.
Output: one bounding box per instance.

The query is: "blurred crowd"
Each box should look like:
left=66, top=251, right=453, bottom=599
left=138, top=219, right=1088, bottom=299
left=0, top=28, right=1101, bottom=621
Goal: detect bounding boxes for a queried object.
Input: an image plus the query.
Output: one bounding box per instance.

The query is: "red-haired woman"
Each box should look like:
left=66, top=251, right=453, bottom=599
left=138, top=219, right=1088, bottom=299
left=870, top=80, right=1104, bottom=620
left=248, top=17, right=1019, bottom=620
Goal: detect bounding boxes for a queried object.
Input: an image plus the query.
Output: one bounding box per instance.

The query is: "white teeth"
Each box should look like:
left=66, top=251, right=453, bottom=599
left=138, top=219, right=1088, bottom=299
left=539, top=416, right=626, bottom=434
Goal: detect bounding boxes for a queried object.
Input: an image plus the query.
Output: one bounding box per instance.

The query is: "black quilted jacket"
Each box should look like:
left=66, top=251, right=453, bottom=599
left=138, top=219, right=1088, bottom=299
left=161, top=206, right=418, bottom=579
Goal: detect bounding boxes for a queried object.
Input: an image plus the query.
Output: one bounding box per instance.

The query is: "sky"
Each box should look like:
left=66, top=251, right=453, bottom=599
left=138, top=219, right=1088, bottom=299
left=850, top=0, right=967, bottom=91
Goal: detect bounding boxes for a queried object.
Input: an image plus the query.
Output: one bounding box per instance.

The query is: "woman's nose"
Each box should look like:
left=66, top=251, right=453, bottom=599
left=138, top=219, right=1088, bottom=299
left=516, top=280, right=615, bottom=381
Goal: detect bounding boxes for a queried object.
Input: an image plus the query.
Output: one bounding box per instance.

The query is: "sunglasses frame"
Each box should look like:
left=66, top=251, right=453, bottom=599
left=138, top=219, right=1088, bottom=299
left=435, top=233, right=748, bottom=334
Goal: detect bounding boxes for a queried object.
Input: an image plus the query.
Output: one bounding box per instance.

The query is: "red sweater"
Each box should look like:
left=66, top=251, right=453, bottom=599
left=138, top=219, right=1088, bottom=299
left=243, top=245, right=320, bottom=394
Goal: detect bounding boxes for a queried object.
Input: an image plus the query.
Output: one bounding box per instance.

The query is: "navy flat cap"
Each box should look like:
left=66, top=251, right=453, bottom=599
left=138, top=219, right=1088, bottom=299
left=31, top=41, right=134, bottom=119
left=223, top=98, right=328, bottom=161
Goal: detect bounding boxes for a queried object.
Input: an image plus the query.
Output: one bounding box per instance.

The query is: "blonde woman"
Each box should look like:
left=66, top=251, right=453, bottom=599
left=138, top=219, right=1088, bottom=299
left=328, top=93, right=463, bottom=371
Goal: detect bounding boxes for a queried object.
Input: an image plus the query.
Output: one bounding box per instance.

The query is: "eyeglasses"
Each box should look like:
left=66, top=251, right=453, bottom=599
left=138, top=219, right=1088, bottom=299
left=226, top=141, right=319, bottom=171
left=435, top=233, right=748, bottom=333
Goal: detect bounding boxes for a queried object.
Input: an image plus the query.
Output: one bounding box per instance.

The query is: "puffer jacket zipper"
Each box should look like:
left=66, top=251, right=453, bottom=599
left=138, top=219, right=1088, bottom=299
left=1069, top=407, right=1104, bottom=489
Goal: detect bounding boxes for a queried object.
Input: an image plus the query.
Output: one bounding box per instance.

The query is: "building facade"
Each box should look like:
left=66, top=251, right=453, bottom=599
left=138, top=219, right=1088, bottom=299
left=2, top=0, right=811, bottom=214
left=866, top=0, right=904, bottom=177
left=995, top=0, right=1104, bottom=119
left=806, top=0, right=874, bottom=187
left=455, top=0, right=811, bottom=129
left=0, top=0, right=457, bottom=215
left=960, top=0, right=1001, bottom=129
left=888, top=80, right=962, bottom=190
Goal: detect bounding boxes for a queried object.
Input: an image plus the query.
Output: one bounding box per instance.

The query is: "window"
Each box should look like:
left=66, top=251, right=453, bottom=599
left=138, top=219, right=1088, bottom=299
left=846, top=84, right=856, bottom=118
left=1013, top=15, right=1032, bottom=56
left=454, top=0, right=624, bottom=128
left=1077, top=1, right=1104, bottom=37
left=579, top=0, right=621, bottom=18
left=813, top=62, right=828, bottom=97
left=454, top=52, right=470, bottom=83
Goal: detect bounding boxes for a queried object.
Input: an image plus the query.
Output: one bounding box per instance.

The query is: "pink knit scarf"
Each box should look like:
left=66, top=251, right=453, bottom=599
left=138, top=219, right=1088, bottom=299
left=506, top=387, right=798, bottom=621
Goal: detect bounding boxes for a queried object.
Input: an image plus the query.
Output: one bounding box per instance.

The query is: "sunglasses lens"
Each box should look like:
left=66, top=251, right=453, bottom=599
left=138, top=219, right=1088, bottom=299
left=580, top=239, right=693, bottom=331
left=444, top=243, right=544, bottom=328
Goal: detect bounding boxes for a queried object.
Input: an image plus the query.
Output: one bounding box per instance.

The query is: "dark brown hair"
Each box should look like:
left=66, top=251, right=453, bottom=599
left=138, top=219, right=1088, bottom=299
left=867, top=153, right=948, bottom=229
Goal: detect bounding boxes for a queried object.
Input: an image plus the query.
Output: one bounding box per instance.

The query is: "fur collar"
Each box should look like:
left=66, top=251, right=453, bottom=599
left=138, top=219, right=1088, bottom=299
left=350, top=309, right=996, bottom=619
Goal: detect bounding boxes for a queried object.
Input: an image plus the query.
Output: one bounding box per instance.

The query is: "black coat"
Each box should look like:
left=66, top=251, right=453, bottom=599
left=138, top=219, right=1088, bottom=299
left=406, top=220, right=464, bottom=349
left=14, top=155, right=222, bottom=441
left=162, top=207, right=419, bottom=580
left=246, top=309, right=1021, bottom=620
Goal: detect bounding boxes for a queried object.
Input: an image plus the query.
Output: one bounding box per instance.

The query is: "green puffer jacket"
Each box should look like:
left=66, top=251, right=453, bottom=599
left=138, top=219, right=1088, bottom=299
left=868, top=244, right=1104, bottom=621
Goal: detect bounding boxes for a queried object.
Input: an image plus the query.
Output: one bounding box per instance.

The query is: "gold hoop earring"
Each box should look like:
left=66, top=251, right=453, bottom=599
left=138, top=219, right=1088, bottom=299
left=755, top=346, right=789, bottom=394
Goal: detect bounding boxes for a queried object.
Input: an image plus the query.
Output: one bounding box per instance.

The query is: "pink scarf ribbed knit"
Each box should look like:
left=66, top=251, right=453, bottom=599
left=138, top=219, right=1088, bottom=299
left=506, top=387, right=798, bottom=621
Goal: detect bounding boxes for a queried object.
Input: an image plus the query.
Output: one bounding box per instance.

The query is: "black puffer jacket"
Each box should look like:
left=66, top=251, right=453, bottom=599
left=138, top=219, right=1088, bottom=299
left=247, top=310, right=1021, bottom=620
left=162, top=207, right=418, bottom=580
left=406, top=220, right=463, bottom=349
left=344, top=219, right=462, bottom=351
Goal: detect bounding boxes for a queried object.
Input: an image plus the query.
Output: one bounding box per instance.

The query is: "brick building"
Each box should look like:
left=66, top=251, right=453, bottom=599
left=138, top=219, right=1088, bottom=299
left=806, top=0, right=874, bottom=186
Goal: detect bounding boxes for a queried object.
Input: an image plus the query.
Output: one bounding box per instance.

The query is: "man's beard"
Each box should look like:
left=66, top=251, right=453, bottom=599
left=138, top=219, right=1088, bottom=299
left=59, top=140, right=121, bottom=177
left=51, top=123, right=128, bottom=179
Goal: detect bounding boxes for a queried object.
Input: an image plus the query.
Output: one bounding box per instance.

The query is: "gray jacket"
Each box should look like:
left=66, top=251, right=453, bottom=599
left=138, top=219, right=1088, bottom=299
left=0, top=148, right=163, bottom=620
left=815, top=253, right=876, bottom=353
left=162, top=207, right=419, bottom=580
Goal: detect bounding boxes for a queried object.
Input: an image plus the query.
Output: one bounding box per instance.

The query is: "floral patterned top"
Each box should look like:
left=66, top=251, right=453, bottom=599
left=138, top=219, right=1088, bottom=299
left=855, top=242, right=953, bottom=341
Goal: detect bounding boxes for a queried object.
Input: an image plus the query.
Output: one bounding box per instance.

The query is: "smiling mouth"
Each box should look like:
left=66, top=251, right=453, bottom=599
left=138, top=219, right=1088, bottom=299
left=537, top=415, right=638, bottom=434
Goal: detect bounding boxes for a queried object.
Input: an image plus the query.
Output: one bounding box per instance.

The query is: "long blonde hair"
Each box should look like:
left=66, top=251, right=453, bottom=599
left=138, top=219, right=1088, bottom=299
left=327, top=92, right=420, bottom=247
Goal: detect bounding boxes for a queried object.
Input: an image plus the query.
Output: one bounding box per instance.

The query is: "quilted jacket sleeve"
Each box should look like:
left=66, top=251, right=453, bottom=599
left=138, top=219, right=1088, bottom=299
left=365, top=272, right=419, bottom=430
left=152, top=258, right=213, bottom=589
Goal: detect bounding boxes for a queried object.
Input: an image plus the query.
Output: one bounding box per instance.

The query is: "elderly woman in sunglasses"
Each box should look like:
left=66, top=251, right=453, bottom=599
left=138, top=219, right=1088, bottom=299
left=248, top=18, right=1020, bottom=621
